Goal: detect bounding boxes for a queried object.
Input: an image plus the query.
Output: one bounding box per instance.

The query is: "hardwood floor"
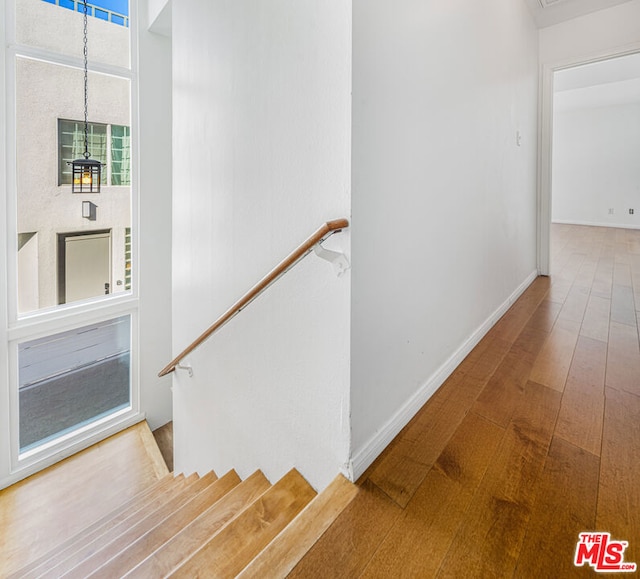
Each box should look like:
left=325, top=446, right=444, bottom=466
left=292, top=224, right=640, bottom=578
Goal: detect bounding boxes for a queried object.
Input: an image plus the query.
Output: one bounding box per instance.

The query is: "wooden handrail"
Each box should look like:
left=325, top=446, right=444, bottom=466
left=158, top=218, right=349, bottom=377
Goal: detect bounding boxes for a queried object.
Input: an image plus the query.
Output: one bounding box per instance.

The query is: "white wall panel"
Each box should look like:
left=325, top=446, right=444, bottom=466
left=137, top=0, right=173, bottom=430
left=552, top=102, right=640, bottom=228
left=540, top=0, right=640, bottom=64
left=171, top=0, right=352, bottom=490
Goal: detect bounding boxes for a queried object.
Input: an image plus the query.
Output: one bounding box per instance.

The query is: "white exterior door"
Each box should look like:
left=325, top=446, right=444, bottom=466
left=62, top=232, right=111, bottom=304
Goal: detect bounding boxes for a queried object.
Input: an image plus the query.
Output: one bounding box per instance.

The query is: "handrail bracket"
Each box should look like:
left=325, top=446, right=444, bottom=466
left=313, top=242, right=350, bottom=277
left=176, top=364, right=194, bottom=377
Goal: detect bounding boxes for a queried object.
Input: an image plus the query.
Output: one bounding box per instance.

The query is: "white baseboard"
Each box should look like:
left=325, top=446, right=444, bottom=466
left=347, top=269, right=538, bottom=481
left=552, top=219, right=640, bottom=230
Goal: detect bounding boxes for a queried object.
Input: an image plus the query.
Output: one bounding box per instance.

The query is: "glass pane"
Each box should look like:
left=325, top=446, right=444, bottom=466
left=16, top=57, right=132, bottom=314
left=16, top=0, right=130, bottom=69
left=110, top=124, right=131, bottom=186
left=18, top=315, right=131, bottom=452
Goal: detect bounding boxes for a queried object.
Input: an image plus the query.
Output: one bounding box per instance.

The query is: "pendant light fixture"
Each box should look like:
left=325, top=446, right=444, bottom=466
left=69, top=0, right=104, bottom=193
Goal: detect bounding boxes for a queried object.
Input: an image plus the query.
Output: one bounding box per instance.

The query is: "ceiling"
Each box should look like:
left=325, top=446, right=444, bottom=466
left=524, top=0, right=636, bottom=27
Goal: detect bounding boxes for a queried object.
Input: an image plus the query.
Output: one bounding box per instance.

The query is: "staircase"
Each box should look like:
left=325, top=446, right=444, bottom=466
left=6, top=425, right=358, bottom=578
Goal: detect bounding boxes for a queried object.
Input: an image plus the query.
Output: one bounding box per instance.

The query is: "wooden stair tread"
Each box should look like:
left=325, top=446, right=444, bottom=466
left=11, top=473, right=190, bottom=579
left=124, top=470, right=272, bottom=578
left=237, top=474, right=359, bottom=578
left=170, top=469, right=317, bottom=578
left=39, top=472, right=212, bottom=578
left=2, top=421, right=169, bottom=578
left=26, top=473, right=197, bottom=579
left=5, top=421, right=349, bottom=579
left=87, top=470, right=242, bottom=578
left=8, top=473, right=176, bottom=579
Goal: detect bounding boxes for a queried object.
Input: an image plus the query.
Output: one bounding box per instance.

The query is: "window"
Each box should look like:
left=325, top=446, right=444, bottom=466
left=18, top=316, right=131, bottom=454
left=58, top=119, right=131, bottom=187
left=5, top=0, right=137, bottom=479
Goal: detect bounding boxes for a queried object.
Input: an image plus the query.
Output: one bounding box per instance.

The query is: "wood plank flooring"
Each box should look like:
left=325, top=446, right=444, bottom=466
left=292, top=224, right=640, bottom=577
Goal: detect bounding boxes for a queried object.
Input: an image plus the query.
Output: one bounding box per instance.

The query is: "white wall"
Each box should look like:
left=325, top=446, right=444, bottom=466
left=524, top=0, right=635, bottom=29
left=148, top=0, right=170, bottom=37
left=171, top=0, right=352, bottom=490
left=552, top=102, right=640, bottom=228
left=350, top=0, right=540, bottom=475
left=148, top=0, right=168, bottom=26
left=540, top=0, right=640, bottom=65
left=137, top=0, right=174, bottom=430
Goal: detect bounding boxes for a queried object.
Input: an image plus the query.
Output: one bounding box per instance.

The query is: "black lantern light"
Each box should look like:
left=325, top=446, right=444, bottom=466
left=69, top=0, right=104, bottom=193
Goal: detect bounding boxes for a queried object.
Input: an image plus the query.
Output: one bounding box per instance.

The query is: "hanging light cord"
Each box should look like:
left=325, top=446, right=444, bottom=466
left=82, top=0, right=90, bottom=159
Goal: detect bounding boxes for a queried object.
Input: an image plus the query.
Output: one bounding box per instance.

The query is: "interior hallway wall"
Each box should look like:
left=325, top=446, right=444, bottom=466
left=350, top=0, right=540, bottom=475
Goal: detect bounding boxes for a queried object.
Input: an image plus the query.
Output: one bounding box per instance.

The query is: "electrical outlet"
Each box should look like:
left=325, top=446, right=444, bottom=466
left=630, top=209, right=635, bottom=215
left=609, top=208, right=614, bottom=215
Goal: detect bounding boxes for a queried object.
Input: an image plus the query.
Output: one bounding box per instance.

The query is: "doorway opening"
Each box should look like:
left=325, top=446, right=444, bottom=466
left=539, top=47, right=640, bottom=275
left=552, top=53, right=640, bottom=232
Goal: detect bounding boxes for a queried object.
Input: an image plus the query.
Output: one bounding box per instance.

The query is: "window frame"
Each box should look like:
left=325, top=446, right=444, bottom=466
left=2, top=0, right=141, bottom=486
left=16, top=313, right=133, bottom=457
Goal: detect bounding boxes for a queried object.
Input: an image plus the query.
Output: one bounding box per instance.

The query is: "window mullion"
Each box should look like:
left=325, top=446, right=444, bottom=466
left=107, top=124, right=112, bottom=186
left=9, top=44, right=133, bottom=81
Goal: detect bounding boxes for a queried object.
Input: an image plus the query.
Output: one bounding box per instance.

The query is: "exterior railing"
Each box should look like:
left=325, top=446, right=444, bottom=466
left=43, top=0, right=129, bottom=27
left=158, top=218, right=349, bottom=377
